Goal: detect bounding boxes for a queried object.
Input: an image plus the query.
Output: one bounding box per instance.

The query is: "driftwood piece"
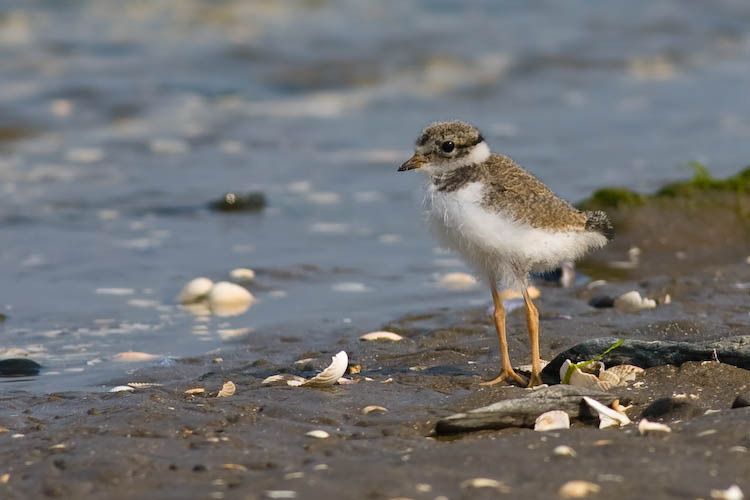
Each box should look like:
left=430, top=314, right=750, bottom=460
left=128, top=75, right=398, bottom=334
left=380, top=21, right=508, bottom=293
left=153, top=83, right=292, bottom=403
left=435, top=385, right=616, bottom=434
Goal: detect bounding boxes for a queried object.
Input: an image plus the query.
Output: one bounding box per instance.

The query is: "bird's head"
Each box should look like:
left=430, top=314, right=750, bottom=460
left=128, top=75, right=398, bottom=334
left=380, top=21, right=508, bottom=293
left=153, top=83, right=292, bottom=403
left=398, top=121, right=489, bottom=176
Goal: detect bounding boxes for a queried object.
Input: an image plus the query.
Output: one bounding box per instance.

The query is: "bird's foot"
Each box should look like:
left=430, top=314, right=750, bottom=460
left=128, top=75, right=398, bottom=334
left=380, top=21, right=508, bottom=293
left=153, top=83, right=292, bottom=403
left=480, top=368, right=527, bottom=387
left=526, top=371, right=543, bottom=388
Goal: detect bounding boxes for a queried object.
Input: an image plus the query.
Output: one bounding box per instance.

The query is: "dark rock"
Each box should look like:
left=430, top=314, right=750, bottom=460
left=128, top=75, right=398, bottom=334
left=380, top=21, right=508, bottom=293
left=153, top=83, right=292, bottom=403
left=588, top=295, right=615, bottom=308
left=0, top=358, right=42, bottom=376
left=641, top=398, right=703, bottom=421
left=731, top=393, right=750, bottom=409
left=542, top=336, right=750, bottom=384
left=209, top=192, right=266, bottom=212
left=435, top=385, right=616, bottom=434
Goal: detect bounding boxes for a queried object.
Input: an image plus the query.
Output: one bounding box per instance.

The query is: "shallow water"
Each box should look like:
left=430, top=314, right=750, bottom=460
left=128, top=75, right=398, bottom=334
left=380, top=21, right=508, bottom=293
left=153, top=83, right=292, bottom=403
left=1, top=0, right=750, bottom=392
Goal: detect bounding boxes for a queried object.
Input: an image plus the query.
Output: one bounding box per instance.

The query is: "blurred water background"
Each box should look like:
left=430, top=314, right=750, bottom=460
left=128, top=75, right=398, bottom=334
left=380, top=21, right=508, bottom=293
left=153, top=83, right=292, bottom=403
left=2, top=0, right=750, bottom=391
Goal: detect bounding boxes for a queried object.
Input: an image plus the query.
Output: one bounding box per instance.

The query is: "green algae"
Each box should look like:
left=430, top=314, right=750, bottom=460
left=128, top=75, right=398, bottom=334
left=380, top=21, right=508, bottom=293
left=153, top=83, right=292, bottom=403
left=579, top=163, right=750, bottom=211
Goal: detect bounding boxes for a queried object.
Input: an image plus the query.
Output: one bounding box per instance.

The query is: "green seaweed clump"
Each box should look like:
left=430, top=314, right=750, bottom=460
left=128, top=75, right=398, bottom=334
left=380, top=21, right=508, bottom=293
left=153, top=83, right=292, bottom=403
left=578, top=187, right=645, bottom=210
left=657, top=163, right=750, bottom=197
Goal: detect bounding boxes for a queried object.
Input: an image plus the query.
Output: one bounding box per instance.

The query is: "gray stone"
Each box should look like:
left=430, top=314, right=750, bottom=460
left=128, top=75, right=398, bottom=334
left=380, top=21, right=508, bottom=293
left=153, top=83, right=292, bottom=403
left=542, top=336, right=750, bottom=384
left=435, top=385, right=616, bottom=434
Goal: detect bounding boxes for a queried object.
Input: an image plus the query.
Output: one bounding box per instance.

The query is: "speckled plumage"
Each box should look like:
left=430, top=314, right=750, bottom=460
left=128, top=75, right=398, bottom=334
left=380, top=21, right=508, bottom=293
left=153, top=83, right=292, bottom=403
left=433, top=154, right=589, bottom=232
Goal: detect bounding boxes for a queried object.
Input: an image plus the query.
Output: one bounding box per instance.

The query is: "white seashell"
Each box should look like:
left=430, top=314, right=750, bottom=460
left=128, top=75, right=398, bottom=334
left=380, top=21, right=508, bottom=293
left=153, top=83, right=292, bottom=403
left=113, top=351, right=160, bottom=363
left=606, top=365, right=644, bottom=382
left=217, top=381, right=236, bottom=397
left=614, top=290, right=657, bottom=312
left=208, top=282, right=254, bottom=307
left=306, top=430, right=330, bottom=439
left=359, top=331, right=403, bottom=342
left=178, top=277, right=214, bottom=304
left=361, top=405, right=388, bottom=415
left=302, top=351, right=348, bottom=387
left=109, top=385, right=135, bottom=392
left=336, top=377, right=357, bottom=385
left=229, top=268, right=255, bottom=281
left=561, top=360, right=617, bottom=391
left=287, top=379, right=304, bottom=387
left=261, top=374, right=307, bottom=386
left=710, top=485, right=745, bottom=500
left=638, top=419, right=672, bottom=435
left=534, top=410, right=570, bottom=431
left=558, top=480, right=601, bottom=498
left=553, top=445, right=577, bottom=457
left=583, top=396, right=631, bottom=428
left=439, top=272, right=478, bottom=289
left=184, top=388, right=205, bottom=395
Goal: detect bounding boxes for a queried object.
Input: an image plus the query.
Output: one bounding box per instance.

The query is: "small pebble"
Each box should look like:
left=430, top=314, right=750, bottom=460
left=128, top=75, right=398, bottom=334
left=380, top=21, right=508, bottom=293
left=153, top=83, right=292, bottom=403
left=731, top=393, right=750, bottom=409
left=459, top=478, right=510, bottom=493
left=113, top=351, right=159, bottom=363
left=264, top=492, right=297, bottom=499
left=306, top=430, right=330, bottom=439
left=230, top=268, right=255, bottom=281
left=710, top=485, right=744, bottom=500
left=0, top=358, right=41, bottom=376
left=558, top=480, right=601, bottom=498
left=588, top=295, right=614, bottom=308
left=553, top=445, right=577, bottom=457
left=210, top=192, right=266, bottom=212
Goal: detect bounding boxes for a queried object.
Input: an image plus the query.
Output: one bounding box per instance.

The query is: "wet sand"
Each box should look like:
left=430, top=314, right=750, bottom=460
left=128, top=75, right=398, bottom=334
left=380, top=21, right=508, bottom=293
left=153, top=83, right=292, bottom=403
left=2, top=201, right=750, bottom=500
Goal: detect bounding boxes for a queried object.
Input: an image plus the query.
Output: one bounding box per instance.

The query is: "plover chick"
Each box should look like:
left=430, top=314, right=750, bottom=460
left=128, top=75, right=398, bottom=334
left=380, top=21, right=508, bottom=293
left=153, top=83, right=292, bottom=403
left=398, top=121, right=613, bottom=387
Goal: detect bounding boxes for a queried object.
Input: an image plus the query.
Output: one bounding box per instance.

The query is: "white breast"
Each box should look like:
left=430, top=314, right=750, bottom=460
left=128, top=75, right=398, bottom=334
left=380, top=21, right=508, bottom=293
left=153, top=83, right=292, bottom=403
left=425, top=182, right=607, bottom=288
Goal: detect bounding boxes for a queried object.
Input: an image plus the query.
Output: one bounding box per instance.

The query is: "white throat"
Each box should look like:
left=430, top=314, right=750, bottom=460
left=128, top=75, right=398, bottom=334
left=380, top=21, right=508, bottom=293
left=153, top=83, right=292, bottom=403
left=421, top=141, right=491, bottom=175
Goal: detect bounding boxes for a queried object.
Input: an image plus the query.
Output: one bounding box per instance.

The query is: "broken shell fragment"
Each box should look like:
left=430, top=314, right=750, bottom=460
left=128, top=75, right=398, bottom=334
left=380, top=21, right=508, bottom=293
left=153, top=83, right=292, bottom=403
left=178, top=277, right=214, bottom=304
left=459, top=478, right=510, bottom=493
left=359, top=331, right=402, bottom=342
left=361, top=405, right=388, bottom=415
left=605, top=364, right=644, bottom=382
left=583, top=396, right=631, bottom=428
left=127, top=382, right=163, bottom=388
left=262, top=374, right=306, bottom=386
left=553, top=445, right=577, bottom=457
left=217, top=381, right=236, bottom=397
left=638, top=419, right=672, bottom=435
left=614, top=290, right=656, bottom=312
left=184, top=388, right=206, bottom=395
left=558, top=480, right=601, bottom=498
left=302, top=351, right=348, bottom=387
left=109, top=385, right=135, bottom=393
left=306, top=430, right=330, bottom=439
left=534, top=410, right=570, bottom=431
left=560, top=360, right=643, bottom=390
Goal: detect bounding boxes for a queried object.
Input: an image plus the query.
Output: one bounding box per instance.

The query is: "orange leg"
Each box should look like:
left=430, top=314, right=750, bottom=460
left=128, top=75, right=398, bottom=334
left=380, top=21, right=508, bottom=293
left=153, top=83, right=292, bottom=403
left=480, top=280, right=527, bottom=386
left=523, top=288, right=543, bottom=387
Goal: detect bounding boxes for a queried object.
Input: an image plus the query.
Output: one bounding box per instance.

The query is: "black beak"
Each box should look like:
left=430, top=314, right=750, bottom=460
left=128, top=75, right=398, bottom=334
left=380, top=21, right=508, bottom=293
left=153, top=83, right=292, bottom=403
left=398, top=154, right=426, bottom=172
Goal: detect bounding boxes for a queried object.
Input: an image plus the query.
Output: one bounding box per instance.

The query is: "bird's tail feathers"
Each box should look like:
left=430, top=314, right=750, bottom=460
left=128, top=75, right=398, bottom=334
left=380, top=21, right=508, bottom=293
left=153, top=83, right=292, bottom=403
left=584, top=210, right=614, bottom=241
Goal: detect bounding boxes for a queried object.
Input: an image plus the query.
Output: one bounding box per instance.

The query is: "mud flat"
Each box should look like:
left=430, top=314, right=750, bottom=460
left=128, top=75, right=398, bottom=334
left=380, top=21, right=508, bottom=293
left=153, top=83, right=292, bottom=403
left=2, top=169, right=750, bottom=500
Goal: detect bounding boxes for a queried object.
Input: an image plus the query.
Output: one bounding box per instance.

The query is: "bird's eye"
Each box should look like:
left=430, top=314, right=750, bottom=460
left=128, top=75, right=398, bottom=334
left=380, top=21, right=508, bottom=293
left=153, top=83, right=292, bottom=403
left=441, top=141, right=455, bottom=153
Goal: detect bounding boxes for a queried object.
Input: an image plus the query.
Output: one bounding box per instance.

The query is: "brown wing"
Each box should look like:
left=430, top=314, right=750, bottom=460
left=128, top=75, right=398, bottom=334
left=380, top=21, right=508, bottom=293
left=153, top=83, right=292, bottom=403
left=479, top=155, right=587, bottom=231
